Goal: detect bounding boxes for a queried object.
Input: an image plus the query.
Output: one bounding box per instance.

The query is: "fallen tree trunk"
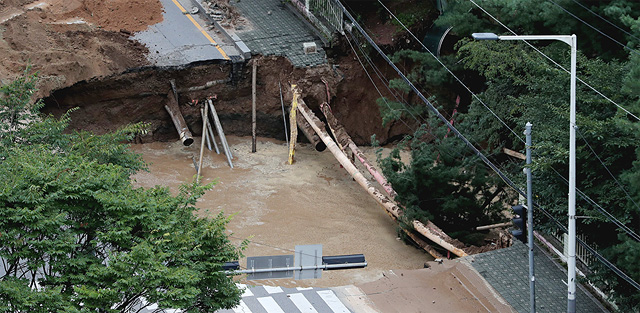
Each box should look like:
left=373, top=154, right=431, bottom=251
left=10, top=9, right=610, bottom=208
left=320, top=103, right=396, bottom=198
left=476, top=222, right=512, bottom=231
left=297, top=95, right=468, bottom=257
left=318, top=101, right=477, bottom=257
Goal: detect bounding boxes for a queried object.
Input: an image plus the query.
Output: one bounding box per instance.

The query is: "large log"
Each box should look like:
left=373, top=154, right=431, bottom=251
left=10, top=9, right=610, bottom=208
left=296, top=95, right=468, bottom=257
left=288, top=85, right=299, bottom=165
left=320, top=103, right=396, bottom=198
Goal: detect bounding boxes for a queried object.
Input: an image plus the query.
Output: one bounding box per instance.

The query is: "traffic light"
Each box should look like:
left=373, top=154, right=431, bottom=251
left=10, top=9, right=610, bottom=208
left=511, top=205, right=527, bottom=243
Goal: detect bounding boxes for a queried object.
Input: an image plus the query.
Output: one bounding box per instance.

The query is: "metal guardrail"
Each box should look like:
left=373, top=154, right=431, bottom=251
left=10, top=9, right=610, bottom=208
left=309, top=0, right=343, bottom=34
left=550, top=229, right=597, bottom=267
left=290, top=0, right=339, bottom=44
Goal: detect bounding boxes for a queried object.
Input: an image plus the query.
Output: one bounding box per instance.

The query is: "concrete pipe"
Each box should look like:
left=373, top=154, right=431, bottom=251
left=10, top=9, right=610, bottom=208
left=296, top=112, right=327, bottom=152
left=165, top=89, right=194, bottom=146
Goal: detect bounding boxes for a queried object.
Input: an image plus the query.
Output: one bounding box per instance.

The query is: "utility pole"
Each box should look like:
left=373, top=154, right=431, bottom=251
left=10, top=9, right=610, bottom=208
left=197, top=104, right=209, bottom=183
left=525, top=122, right=535, bottom=313
left=251, top=60, right=257, bottom=153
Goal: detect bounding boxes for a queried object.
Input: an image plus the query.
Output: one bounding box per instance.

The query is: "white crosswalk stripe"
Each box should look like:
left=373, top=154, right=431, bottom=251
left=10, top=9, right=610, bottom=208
left=257, top=296, right=285, bottom=313
left=288, top=293, right=319, bottom=313
left=215, top=286, right=354, bottom=313
left=237, top=284, right=254, bottom=297
left=232, top=300, right=252, bottom=313
left=317, top=290, right=350, bottom=313
left=263, top=286, right=284, bottom=294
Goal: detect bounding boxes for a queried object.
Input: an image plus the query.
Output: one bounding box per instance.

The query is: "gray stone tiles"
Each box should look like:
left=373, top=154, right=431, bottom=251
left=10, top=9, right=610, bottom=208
left=231, top=0, right=326, bottom=68
left=466, top=241, right=609, bottom=313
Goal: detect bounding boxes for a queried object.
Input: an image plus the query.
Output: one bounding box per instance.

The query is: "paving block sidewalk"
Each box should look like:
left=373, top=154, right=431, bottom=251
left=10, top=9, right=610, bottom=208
left=465, top=241, right=609, bottom=313
left=232, top=0, right=326, bottom=67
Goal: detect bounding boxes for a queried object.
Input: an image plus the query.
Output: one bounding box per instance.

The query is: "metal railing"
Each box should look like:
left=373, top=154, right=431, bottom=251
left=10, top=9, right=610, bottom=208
left=290, top=0, right=342, bottom=43
left=552, top=229, right=598, bottom=267
left=309, top=0, right=343, bottom=34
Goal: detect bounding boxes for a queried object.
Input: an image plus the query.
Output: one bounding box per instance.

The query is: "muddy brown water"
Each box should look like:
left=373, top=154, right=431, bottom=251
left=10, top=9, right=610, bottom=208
left=130, top=136, right=431, bottom=288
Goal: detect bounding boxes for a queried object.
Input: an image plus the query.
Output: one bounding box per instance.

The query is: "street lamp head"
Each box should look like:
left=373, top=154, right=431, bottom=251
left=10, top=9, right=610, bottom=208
left=472, top=33, right=499, bottom=41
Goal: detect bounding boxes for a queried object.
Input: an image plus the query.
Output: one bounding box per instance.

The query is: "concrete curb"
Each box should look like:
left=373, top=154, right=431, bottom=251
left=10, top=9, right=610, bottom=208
left=188, top=0, right=251, bottom=61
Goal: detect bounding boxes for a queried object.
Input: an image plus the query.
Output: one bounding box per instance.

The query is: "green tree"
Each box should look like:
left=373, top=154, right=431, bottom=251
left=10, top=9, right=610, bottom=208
left=0, top=71, right=246, bottom=312
left=374, top=0, right=640, bottom=309
left=378, top=124, right=510, bottom=245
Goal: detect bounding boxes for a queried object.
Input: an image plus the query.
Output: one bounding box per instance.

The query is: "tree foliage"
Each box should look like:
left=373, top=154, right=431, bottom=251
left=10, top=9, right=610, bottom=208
left=376, top=0, right=640, bottom=310
left=378, top=124, right=510, bottom=245
left=0, top=71, right=245, bottom=312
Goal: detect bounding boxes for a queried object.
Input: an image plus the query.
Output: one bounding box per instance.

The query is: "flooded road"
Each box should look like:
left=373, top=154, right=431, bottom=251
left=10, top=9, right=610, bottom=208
left=130, top=136, right=430, bottom=288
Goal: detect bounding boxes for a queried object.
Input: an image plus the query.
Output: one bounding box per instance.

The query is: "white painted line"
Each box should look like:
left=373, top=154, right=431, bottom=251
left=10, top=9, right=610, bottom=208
left=232, top=300, right=252, bottom=313
left=257, top=297, right=285, bottom=313
left=263, top=286, right=283, bottom=294
left=317, top=290, right=350, bottom=313
left=297, top=287, right=314, bottom=291
left=237, top=284, right=253, bottom=297
left=288, top=293, right=318, bottom=313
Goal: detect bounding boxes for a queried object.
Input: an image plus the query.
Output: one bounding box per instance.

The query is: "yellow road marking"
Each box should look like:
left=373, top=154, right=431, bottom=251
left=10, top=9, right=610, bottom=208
left=169, top=0, right=230, bottom=60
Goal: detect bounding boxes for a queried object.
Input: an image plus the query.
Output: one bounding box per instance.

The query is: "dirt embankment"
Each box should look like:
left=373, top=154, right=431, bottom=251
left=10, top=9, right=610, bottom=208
left=42, top=54, right=414, bottom=146
left=0, top=0, right=162, bottom=97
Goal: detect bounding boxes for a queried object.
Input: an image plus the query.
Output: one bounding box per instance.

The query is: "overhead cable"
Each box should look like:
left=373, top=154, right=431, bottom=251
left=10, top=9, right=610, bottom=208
left=377, top=0, right=525, bottom=143
left=380, top=0, right=640, bottom=241
left=345, top=30, right=467, bottom=161
left=547, top=0, right=640, bottom=56
left=568, top=0, right=640, bottom=44
left=342, top=31, right=419, bottom=131
left=334, top=0, right=640, bottom=291
left=468, top=0, right=640, bottom=122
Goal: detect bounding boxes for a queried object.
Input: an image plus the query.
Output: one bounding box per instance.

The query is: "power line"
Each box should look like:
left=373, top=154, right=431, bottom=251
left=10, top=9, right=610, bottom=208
left=345, top=29, right=468, bottom=162
left=379, top=0, right=640, bottom=242
left=468, top=0, right=640, bottom=242
left=568, top=0, right=640, bottom=44
left=334, top=0, right=640, bottom=292
left=576, top=127, right=640, bottom=214
left=342, top=30, right=419, bottom=131
left=549, top=164, right=640, bottom=242
left=377, top=0, right=525, bottom=144
left=546, top=0, right=640, bottom=56
left=468, top=0, right=640, bottom=122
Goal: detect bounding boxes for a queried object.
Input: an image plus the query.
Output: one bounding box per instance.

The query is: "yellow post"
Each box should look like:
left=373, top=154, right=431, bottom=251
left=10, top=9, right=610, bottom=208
left=288, top=85, right=299, bottom=165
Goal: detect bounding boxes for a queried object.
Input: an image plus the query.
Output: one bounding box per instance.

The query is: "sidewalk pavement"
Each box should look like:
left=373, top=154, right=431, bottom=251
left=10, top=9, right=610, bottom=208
left=232, top=0, right=326, bottom=68
left=465, top=241, right=609, bottom=313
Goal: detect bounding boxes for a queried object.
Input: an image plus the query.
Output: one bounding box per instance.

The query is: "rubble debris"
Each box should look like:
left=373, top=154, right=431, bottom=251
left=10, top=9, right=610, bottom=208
left=201, top=0, right=241, bottom=28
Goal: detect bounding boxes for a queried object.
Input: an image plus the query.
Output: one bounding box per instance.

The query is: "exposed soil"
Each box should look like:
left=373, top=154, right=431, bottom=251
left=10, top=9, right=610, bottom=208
left=42, top=55, right=415, bottom=145
left=0, top=0, right=162, bottom=97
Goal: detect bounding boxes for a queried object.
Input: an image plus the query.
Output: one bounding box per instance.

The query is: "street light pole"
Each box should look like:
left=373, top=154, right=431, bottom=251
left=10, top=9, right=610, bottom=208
left=472, top=33, right=578, bottom=313
left=568, top=34, right=578, bottom=313
left=525, top=122, right=535, bottom=313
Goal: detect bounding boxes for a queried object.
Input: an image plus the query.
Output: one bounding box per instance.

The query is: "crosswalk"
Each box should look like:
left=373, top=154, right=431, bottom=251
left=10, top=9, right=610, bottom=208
left=216, top=285, right=352, bottom=313
left=133, top=284, right=354, bottom=313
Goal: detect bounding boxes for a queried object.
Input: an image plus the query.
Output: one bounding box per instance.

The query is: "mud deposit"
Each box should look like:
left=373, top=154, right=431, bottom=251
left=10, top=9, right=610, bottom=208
left=131, top=136, right=430, bottom=288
